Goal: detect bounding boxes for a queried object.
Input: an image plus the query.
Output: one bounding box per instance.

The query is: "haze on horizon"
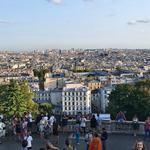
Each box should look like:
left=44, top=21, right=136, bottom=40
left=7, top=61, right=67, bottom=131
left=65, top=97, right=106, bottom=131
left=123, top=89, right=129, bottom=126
left=0, top=0, right=150, bottom=50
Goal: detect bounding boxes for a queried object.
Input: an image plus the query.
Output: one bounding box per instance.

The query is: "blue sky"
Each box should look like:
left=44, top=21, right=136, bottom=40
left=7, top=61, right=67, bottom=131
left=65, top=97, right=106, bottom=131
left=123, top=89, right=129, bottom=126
left=0, top=0, right=150, bottom=50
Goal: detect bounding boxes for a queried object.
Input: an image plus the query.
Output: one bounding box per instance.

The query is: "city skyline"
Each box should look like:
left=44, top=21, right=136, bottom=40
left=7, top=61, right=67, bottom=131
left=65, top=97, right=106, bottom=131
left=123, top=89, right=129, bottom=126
left=0, top=0, right=150, bottom=50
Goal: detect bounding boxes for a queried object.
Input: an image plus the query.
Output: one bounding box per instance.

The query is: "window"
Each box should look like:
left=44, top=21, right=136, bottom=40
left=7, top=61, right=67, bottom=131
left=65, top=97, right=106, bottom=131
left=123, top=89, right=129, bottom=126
left=72, top=102, right=74, bottom=105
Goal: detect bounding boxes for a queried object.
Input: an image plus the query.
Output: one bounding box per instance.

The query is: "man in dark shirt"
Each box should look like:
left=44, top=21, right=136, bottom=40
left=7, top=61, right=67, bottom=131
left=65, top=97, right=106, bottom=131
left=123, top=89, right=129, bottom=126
left=101, top=128, right=108, bottom=150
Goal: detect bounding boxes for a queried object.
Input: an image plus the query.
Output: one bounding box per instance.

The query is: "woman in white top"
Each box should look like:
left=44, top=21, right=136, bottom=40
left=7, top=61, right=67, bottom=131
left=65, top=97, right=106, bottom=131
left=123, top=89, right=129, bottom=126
left=80, top=116, right=86, bottom=135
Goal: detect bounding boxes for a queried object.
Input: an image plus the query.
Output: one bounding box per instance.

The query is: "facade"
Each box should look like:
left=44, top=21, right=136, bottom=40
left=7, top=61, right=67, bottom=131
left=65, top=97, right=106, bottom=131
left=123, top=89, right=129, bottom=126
left=100, top=86, right=113, bottom=113
left=91, top=89, right=101, bottom=113
left=33, top=89, right=62, bottom=105
left=62, top=83, right=91, bottom=115
left=88, top=80, right=101, bottom=91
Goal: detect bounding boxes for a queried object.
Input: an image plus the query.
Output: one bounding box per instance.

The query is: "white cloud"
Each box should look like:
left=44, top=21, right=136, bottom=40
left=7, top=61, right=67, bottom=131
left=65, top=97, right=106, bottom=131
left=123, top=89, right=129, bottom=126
left=0, top=20, right=12, bottom=24
left=127, top=19, right=150, bottom=25
left=46, top=0, right=63, bottom=5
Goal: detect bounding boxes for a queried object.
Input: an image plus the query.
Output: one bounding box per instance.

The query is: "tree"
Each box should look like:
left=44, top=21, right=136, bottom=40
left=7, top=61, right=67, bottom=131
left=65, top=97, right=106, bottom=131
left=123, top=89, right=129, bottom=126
left=33, top=68, right=49, bottom=90
left=0, top=80, right=38, bottom=118
left=38, top=102, right=52, bottom=115
left=107, top=79, right=150, bottom=121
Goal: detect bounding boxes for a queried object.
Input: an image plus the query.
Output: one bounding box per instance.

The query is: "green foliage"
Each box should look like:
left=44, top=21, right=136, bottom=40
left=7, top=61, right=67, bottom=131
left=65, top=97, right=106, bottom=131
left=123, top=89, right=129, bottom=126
left=38, top=102, right=52, bottom=115
left=107, top=79, right=150, bottom=121
left=33, top=68, right=49, bottom=90
left=0, top=80, right=38, bottom=118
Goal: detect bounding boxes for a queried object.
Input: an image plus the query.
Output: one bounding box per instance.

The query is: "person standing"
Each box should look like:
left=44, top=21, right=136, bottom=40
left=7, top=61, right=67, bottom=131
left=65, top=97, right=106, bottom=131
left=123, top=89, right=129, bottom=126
left=132, top=115, right=139, bottom=137
left=101, top=128, right=108, bottom=150
left=20, top=140, right=28, bottom=150
left=89, top=132, right=102, bottom=150
left=144, top=117, right=150, bottom=140
left=85, top=130, right=93, bottom=150
left=80, top=115, right=86, bottom=135
left=90, top=115, right=97, bottom=131
left=63, top=138, right=73, bottom=150
left=75, top=124, right=80, bottom=144
left=0, top=119, right=6, bottom=144
left=53, top=119, right=59, bottom=145
left=24, top=130, right=33, bottom=150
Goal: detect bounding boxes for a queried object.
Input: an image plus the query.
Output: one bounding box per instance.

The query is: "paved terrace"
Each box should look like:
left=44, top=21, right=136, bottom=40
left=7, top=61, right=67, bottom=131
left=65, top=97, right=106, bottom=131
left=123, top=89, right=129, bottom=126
left=0, top=121, right=150, bottom=150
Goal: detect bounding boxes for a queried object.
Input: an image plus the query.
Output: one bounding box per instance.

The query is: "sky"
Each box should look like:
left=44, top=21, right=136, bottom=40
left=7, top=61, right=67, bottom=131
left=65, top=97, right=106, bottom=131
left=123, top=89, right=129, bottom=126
left=0, top=0, right=150, bottom=50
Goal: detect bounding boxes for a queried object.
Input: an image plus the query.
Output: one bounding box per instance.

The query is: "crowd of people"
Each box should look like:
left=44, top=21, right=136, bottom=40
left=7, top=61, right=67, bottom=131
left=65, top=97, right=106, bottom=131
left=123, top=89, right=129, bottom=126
left=0, top=112, right=149, bottom=150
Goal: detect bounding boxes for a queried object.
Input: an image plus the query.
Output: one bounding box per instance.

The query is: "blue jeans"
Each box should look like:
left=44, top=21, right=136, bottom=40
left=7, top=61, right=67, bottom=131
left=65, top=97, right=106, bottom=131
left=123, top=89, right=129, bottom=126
left=144, top=129, right=150, bottom=139
left=75, top=133, right=80, bottom=143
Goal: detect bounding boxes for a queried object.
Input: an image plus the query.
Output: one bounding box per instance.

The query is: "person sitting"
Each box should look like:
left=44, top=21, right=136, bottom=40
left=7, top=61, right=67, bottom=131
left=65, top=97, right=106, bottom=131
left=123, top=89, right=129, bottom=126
left=115, top=111, right=126, bottom=130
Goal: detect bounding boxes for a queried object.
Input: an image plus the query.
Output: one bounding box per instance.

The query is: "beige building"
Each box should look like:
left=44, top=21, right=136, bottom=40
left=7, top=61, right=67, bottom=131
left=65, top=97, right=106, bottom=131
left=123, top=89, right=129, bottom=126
left=88, top=80, right=102, bottom=91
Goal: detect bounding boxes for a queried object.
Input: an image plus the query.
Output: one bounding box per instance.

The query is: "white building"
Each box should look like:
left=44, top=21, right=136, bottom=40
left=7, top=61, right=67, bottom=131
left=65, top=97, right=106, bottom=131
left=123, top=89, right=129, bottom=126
left=100, top=86, right=113, bottom=113
left=62, top=83, right=91, bottom=115
left=33, top=89, right=62, bottom=105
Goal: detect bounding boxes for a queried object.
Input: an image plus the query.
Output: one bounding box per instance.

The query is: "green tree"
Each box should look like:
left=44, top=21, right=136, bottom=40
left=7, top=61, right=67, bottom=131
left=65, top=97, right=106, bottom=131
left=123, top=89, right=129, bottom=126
left=107, top=80, right=150, bottom=121
left=33, top=68, right=49, bottom=90
left=0, top=80, right=38, bottom=118
left=38, top=102, right=52, bottom=115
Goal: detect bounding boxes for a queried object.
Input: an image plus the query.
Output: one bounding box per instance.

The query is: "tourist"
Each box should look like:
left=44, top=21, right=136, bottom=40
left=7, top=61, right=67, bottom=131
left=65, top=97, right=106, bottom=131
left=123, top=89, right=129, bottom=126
left=75, top=123, right=80, bottom=144
left=62, top=115, right=68, bottom=133
left=39, top=117, right=45, bottom=138
left=46, top=142, right=60, bottom=150
left=53, top=119, right=59, bottom=145
left=115, top=111, right=126, bottom=129
left=90, top=115, right=97, bottom=131
left=63, top=138, right=73, bottom=150
left=24, top=130, right=33, bottom=150
left=27, top=112, right=33, bottom=129
left=0, top=118, right=6, bottom=144
left=101, top=128, right=108, bottom=150
left=89, top=132, right=102, bottom=150
left=20, top=140, right=28, bottom=150
left=144, top=117, right=150, bottom=140
left=132, top=115, right=139, bottom=136
left=85, top=129, right=93, bottom=150
left=80, top=115, right=86, bottom=135
left=96, top=114, right=102, bottom=131
left=49, top=114, right=55, bottom=134
left=16, top=120, right=22, bottom=141
left=133, top=140, right=145, bottom=150
left=116, top=111, right=126, bottom=123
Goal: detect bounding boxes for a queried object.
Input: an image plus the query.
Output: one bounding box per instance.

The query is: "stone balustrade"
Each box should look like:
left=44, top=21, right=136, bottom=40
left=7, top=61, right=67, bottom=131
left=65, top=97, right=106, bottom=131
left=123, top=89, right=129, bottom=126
left=67, top=120, right=145, bottom=135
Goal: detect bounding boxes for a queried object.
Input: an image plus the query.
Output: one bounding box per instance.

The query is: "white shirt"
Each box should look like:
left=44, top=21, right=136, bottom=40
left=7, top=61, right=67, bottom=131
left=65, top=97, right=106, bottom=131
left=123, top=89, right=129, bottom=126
left=29, top=113, right=32, bottom=122
left=25, top=135, right=33, bottom=148
left=80, top=118, right=86, bottom=127
left=49, top=116, right=55, bottom=126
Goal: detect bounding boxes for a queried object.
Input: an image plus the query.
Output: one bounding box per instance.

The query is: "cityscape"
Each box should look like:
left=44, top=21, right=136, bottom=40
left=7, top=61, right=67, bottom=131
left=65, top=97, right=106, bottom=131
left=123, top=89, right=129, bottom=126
left=1, top=0, right=150, bottom=150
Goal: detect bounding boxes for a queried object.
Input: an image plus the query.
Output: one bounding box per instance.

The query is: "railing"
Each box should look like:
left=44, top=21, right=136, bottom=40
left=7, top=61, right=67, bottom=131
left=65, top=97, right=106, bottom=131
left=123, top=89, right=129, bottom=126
left=66, top=120, right=145, bottom=135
